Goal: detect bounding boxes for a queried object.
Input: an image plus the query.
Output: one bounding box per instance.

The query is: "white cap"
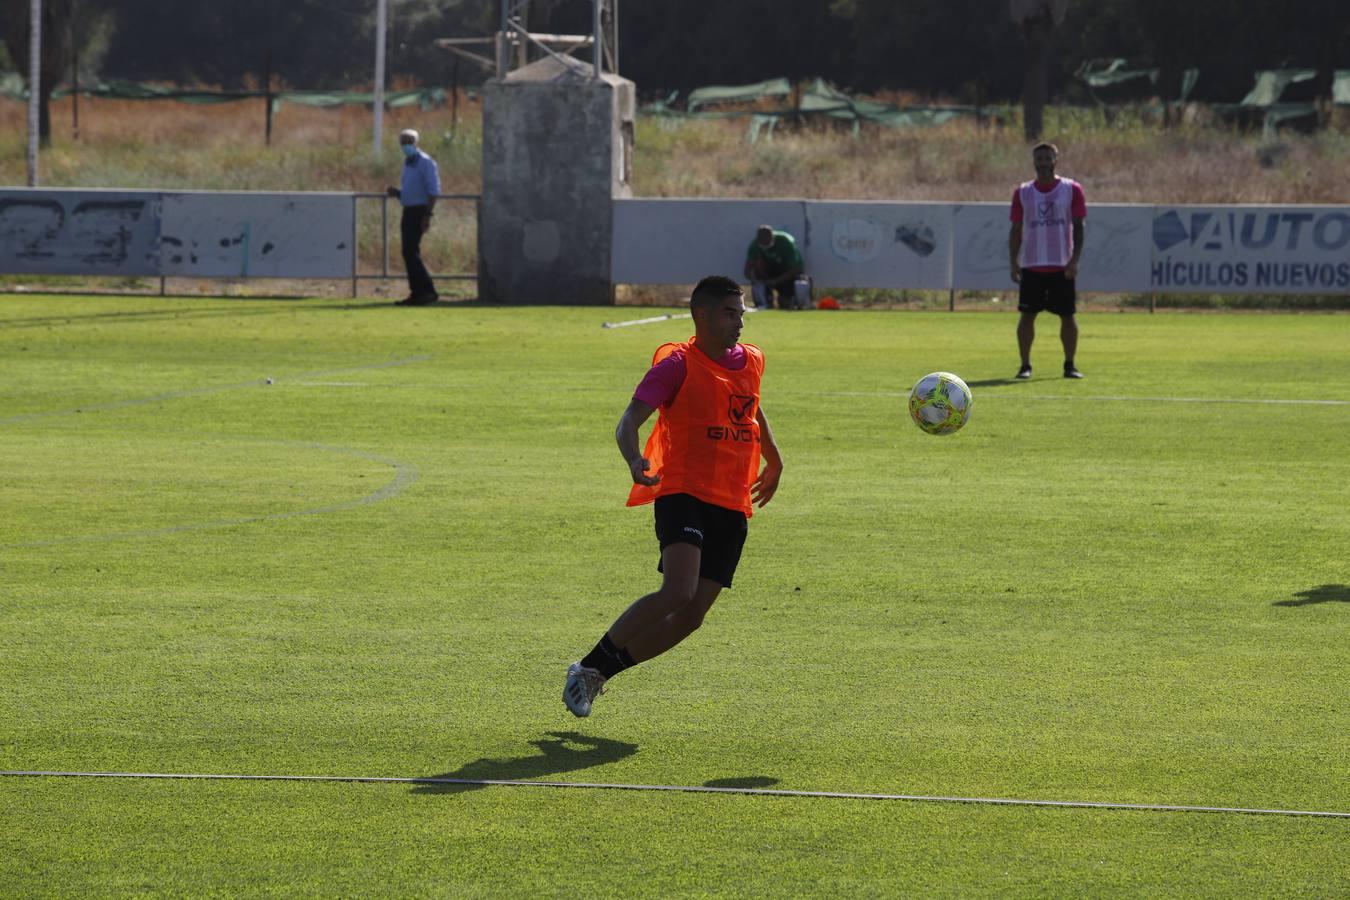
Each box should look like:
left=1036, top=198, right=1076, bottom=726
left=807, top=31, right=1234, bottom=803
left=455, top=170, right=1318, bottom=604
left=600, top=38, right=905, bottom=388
left=399, top=128, right=419, bottom=143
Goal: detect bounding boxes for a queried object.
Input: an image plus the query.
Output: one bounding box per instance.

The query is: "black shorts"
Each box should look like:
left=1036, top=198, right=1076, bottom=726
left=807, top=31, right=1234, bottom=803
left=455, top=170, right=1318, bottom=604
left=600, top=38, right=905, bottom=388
left=653, top=493, right=748, bottom=588
left=1018, top=268, right=1076, bottom=317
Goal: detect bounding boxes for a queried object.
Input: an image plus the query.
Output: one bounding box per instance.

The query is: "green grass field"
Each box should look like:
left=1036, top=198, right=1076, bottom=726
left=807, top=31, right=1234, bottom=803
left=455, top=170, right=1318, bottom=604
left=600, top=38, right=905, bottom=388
left=2, top=295, right=1347, bottom=896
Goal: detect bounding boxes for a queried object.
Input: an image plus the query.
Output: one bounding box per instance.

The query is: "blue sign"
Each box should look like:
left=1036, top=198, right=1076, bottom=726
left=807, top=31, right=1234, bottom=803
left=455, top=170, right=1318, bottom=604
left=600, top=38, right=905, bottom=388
left=1151, top=207, right=1350, bottom=293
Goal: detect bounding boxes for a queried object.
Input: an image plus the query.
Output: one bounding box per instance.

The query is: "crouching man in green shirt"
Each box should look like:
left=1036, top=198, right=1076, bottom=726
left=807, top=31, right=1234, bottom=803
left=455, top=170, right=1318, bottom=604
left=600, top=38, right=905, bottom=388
left=743, top=225, right=808, bottom=310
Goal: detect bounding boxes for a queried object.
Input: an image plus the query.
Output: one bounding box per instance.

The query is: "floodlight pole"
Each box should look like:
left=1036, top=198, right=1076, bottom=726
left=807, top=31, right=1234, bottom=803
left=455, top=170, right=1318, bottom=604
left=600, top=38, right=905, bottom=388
left=498, top=1, right=508, bottom=78
left=373, top=0, right=387, bottom=158
left=596, top=0, right=607, bottom=79
left=27, top=0, right=41, bottom=185
left=71, top=0, right=80, bottom=140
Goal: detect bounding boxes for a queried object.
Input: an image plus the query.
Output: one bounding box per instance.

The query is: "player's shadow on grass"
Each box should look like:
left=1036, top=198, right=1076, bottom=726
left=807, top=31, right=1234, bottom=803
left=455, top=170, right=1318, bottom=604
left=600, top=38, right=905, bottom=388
left=411, top=731, right=638, bottom=794
left=703, top=776, right=779, bottom=789
left=962, top=377, right=1022, bottom=388
left=1273, top=584, right=1350, bottom=607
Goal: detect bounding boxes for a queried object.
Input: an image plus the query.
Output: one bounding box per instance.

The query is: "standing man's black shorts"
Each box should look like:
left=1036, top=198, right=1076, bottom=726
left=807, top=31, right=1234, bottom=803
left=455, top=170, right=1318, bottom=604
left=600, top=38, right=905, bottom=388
left=1018, top=268, right=1076, bottom=317
left=653, top=492, right=748, bottom=588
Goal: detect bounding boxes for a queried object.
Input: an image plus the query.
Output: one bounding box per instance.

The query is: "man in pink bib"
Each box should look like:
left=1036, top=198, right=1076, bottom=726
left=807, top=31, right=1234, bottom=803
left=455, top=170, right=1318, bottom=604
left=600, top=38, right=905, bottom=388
left=1008, top=142, right=1086, bottom=379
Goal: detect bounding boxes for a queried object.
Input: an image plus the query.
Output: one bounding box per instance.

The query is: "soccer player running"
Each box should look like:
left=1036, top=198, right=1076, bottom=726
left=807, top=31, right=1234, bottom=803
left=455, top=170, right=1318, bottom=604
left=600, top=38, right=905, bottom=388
left=563, top=275, right=784, bottom=718
left=1008, top=142, right=1087, bottom=379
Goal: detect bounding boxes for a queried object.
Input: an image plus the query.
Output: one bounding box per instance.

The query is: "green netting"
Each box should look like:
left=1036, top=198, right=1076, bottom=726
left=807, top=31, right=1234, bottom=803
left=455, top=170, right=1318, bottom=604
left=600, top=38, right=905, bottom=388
left=1078, top=59, right=1159, bottom=89
left=1209, top=100, right=1320, bottom=139
left=642, top=90, right=682, bottom=116
left=0, top=71, right=25, bottom=98
left=1180, top=69, right=1201, bottom=103
left=686, top=78, right=791, bottom=112
left=1241, top=69, right=1316, bottom=107
left=64, top=79, right=254, bottom=103
left=747, top=114, right=779, bottom=143
left=8, top=66, right=1344, bottom=135
left=649, top=77, right=996, bottom=141
left=1075, top=59, right=1199, bottom=102
left=271, top=88, right=447, bottom=111
left=1222, top=69, right=1324, bottom=137
left=0, top=75, right=449, bottom=111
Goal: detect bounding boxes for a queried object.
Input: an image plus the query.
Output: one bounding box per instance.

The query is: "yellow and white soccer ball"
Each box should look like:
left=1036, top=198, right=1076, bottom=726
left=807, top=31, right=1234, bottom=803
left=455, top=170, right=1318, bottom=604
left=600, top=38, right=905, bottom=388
left=908, top=372, right=972, bottom=435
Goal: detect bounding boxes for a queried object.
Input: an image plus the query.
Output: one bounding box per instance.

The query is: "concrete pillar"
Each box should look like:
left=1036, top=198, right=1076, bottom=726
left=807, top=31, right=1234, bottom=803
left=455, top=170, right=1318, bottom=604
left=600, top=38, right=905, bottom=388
left=480, top=54, right=635, bottom=304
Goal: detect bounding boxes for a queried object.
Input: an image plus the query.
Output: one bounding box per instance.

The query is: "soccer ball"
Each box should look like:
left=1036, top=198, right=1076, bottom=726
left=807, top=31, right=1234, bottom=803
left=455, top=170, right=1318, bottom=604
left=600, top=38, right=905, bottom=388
left=908, top=372, right=972, bottom=435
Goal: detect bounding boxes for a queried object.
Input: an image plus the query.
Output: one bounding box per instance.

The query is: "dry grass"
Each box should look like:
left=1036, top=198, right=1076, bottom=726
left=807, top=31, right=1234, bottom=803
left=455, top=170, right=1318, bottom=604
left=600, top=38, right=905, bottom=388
left=632, top=112, right=1349, bottom=205
left=6, top=93, right=1345, bottom=202
left=0, top=95, right=483, bottom=193
left=2, top=93, right=1347, bottom=301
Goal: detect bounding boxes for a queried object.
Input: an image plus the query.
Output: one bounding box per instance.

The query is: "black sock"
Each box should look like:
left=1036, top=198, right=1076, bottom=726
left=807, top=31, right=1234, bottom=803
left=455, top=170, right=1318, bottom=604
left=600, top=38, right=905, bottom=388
left=580, top=633, right=635, bottom=680
left=1064, top=359, right=1075, bottom=370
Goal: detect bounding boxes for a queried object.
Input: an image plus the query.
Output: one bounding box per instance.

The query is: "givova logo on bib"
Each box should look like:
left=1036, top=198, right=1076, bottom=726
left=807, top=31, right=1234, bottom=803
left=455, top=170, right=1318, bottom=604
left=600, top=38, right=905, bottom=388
left=728, top=395, right=756, bottom=426
left=706, top=395, right=759, bottom=443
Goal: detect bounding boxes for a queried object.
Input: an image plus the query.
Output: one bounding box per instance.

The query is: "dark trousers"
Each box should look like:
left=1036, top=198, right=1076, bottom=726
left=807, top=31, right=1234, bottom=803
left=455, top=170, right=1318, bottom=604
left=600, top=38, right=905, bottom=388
left=400, top=206, right=436, bottom=297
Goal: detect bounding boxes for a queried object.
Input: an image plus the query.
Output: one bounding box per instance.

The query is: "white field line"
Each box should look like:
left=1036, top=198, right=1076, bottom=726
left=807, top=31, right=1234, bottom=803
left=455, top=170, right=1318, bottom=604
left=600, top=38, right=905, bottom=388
left=0, top=355, right=433, bottom=426
left=603, top=308, right=760, bottom=329
left=2, top=770, right=1346, bottom=819
left=804, top=390, right=1350, bottom=406
left=287, top=387, right=1350, bottom=406
left=282, top=382, right=516, bottom=390
left=1030, top=395, right=1350, bottom=406
left=602, top=313, right=690, bottom=329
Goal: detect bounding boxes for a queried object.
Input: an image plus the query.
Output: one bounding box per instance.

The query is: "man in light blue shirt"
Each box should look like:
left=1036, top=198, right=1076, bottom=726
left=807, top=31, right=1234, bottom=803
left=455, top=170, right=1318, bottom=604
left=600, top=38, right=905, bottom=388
left=386, top=128, right=441, bottom=305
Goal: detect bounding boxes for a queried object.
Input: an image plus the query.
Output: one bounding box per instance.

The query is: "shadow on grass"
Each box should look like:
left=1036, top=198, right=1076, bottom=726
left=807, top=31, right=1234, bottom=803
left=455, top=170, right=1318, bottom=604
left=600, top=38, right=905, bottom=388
left=962, top=377, right=1023, bottom=388
left=1273, top=584, right=1350, bottom=607
left=411, top=731, right=638, bottom=794
left=703, top=776, right=779, bottom=789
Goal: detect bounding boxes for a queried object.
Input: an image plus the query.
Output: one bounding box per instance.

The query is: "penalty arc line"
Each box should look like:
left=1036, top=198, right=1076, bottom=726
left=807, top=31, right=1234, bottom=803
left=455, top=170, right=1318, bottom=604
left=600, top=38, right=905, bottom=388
left=2, top=771, right=1346, bottom=819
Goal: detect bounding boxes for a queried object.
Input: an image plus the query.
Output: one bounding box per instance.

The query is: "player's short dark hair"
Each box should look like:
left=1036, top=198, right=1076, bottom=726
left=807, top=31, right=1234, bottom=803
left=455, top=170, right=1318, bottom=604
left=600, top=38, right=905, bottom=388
left=1032, top=141, right=1059, bottom=156
left=690, top=275, right=744, bottom=312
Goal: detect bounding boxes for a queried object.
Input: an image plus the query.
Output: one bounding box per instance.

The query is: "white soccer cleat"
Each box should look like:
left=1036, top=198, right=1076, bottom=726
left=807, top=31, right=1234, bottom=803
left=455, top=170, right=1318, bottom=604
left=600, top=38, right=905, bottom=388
left=563, top=662, right=606, bottom=718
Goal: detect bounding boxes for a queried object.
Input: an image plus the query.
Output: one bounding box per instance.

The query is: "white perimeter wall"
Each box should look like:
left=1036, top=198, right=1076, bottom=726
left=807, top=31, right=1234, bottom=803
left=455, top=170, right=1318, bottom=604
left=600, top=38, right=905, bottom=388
left=160, top=193, right=353, bottom=278
left=0, top=189, right=354, bottom=279
left=6, top=190, right=1347, bottom=296
left=613, top=200, right=1350, bottom=295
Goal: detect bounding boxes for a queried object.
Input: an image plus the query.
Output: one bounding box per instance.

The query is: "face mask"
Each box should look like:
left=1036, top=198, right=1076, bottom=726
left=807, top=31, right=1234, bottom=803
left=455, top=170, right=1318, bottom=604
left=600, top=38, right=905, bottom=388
left=401, top=144, right=418, bottom=158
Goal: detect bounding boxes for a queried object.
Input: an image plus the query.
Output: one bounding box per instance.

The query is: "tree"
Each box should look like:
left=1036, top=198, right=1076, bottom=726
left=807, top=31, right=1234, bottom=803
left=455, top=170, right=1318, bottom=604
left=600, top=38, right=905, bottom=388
left=616, top=0, right=848, bottom=94
left=1284, top=0, right=1350, bottom=122
left=96, top=0, right=495, bottom=90
left=1010, top=0, right=1067, bottom=140
left=833, top=0, right=1022, bottom=101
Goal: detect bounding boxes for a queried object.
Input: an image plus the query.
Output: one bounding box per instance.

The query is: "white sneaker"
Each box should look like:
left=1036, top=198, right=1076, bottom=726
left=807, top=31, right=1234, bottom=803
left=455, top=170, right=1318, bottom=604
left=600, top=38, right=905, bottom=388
left=563, top=662, right=606, bottom=718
